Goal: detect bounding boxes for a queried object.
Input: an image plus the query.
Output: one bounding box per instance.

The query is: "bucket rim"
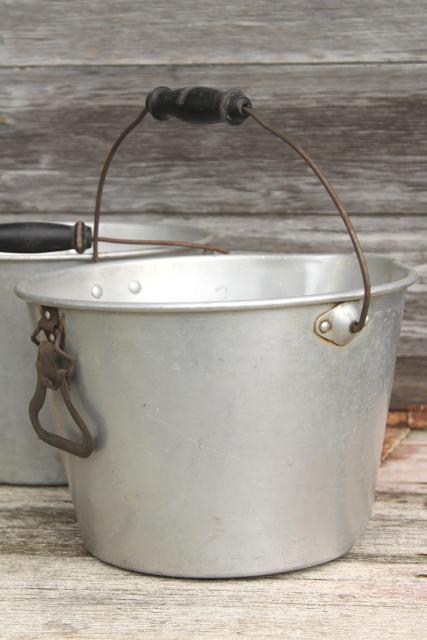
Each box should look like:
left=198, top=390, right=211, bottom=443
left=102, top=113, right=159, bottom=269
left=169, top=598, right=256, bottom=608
left=0, top=220, right=212, bottom=261
left=15, top=253, right=418, bottom=313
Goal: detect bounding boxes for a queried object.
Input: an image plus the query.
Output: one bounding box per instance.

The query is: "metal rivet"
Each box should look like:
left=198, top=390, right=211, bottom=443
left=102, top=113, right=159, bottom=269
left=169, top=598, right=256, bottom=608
left=128, top=280, right=142, bottom=294
left=44, top=310, right=51, bottom=320
left=319, top=320, right=332, bottom=334
left=91, top=284, right=103, bottom=299
left=49, top=333, right=56, bottom=343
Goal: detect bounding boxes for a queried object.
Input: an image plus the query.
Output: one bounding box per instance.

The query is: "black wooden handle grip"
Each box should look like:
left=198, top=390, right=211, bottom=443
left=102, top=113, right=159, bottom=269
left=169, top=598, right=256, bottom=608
left=0, top=222, right=92, bottom=254
left=146, top=86, right=252, bottom=125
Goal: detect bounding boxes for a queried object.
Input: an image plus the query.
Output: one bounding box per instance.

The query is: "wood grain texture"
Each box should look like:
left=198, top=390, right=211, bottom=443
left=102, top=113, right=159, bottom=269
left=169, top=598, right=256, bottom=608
left=381, top=426, right=410, bottom=463
left=408, top=406, right=427, bottom=429
left=1, top=64, right=427, bottom=216
left=376, top=428, right=427, bottom=493
left=392, top=358, right=427, bottom=407
left=0, top=433, right=425, bottom=640
left=388, top=407, right=427, bottom=428
left=1, top=1, right=427, bottom=65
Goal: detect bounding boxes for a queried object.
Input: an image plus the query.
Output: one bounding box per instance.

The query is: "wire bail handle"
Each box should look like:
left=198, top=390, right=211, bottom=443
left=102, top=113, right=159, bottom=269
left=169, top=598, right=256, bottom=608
left=93, top=85, right=371, bottom=333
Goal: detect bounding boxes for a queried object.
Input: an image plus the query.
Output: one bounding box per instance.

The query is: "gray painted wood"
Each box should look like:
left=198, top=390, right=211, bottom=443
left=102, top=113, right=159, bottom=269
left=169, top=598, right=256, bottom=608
left=1, top=64, right=427, bottom=215
left=0, top=432, right=425, bottom=639
left=1, top=1, right=427, bottom=65
left=392, top=358, right=427, bottom=407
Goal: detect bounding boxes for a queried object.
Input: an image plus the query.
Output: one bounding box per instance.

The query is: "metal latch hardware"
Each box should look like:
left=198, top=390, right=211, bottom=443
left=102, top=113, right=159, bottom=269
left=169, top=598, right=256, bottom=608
left=314, top=302, right=370, bottom=347
left=29, top=307, right=93, bottom=458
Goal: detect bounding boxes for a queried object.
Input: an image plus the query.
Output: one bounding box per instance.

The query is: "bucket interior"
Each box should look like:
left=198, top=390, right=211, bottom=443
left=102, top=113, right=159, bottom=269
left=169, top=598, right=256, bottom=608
left=16, top=254, right=416, bottom=310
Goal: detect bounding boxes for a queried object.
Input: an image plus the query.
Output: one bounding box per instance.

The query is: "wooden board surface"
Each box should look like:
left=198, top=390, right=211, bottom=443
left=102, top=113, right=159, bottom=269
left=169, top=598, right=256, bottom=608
left=392, top=358, right=427, bottom=407
left=381, top=426, right=410, bottom=463
left=1, top=1, right=427, bottom=65
left=1, top=64, right=427, bottom=216
left=0, top=430, right=425, bottom=639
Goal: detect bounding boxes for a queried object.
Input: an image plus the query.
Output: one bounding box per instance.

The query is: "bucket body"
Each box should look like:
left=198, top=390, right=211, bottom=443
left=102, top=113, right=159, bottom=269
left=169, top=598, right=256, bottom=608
left=0, top=221, right=211, bottom=484
left=16, top=254, right=416, bottom=576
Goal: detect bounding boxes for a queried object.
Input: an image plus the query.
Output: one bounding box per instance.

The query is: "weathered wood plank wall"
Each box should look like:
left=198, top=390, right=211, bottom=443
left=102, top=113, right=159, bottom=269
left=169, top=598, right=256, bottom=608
left=2, top=1, right=427, bottom=64
left=0, top=1, right=426, bottom=405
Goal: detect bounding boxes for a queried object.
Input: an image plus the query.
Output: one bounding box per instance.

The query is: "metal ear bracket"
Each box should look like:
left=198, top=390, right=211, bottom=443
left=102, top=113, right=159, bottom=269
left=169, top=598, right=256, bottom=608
left=314, top=302, right=370, bottom=346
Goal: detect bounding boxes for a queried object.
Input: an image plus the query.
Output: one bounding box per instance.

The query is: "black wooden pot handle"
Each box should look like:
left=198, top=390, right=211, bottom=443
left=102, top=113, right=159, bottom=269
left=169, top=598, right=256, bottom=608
left=145, top=86, right=252, bottom=125
left=0, top=221, right=92, bottom=254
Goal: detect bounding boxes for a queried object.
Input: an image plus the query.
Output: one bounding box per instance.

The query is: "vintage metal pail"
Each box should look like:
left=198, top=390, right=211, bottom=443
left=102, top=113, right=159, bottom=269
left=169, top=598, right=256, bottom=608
left=16, top=253, right=416, bottom=577
left=0, top=221, right=211, bottom=484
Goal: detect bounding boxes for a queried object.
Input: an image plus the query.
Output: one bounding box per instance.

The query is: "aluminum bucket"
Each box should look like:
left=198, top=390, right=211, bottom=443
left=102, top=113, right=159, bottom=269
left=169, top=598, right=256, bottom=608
left=1, top=221, right=211, bottom=484
left=16, top=253, right=416, bottom=577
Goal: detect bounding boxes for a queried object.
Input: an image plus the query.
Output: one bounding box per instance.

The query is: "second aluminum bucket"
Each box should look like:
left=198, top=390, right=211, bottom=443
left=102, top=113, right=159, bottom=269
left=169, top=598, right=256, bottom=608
left=0, top=220, right=212, bottom=484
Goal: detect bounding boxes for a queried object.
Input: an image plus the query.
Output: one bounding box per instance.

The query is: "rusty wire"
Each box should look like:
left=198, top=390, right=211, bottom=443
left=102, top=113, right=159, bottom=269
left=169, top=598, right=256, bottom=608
left=97, top=236, right=228, bottom=254
left=243, top=106, right=371, bottom=333
left=93, top=107, right=148, bottom=261
left=92, top=107, right=228, bottom=261
left=92, top=99, right=370, bottom=332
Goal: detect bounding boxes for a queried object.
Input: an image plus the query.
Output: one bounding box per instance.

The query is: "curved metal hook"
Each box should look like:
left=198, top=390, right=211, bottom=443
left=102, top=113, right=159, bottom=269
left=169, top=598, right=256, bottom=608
left=29, top=312, right=93, bottom=459
left=243, top=106, right=371, bottom=332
